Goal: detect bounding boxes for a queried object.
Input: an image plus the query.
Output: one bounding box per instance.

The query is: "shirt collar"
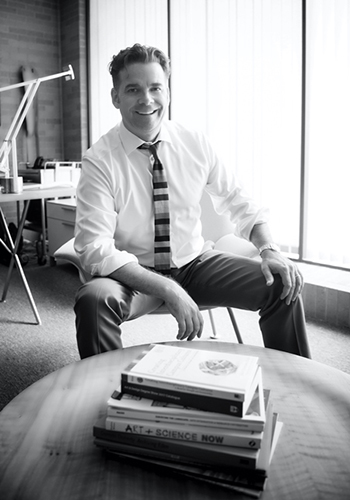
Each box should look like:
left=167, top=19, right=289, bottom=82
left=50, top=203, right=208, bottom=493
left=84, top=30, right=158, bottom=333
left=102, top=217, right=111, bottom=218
left=119, top=120, right=172, bottom=156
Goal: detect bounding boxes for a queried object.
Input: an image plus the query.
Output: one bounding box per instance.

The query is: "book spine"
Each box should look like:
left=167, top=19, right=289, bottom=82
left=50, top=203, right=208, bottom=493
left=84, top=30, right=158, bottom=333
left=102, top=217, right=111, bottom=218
left=105, top=417, right=262, bottom=449
left=106, top=450, right=266, bottom=496
left=95, top=437, right=212, bottom=469
left=120, top=381, right=245, bottom=417
left=121, top=372, right=246, bottom=402
left=93, top=426, right=258, bottom=470
left=172, top=472, right=262, bottom=498
left=107, top=450, right=267, bottom=488
left=106, top=407, right=264, bottom=432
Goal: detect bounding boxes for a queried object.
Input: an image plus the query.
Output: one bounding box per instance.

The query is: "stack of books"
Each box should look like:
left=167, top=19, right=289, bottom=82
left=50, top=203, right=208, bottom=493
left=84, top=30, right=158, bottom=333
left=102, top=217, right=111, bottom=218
left=93, top=344, right=283, bottom=497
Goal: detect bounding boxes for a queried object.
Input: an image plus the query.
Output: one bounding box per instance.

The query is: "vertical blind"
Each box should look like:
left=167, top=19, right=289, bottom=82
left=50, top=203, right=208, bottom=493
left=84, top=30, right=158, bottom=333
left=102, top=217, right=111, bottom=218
left=304, top=0, right=350, bottom=267
left=89, top=0, right=350, bottom=270
left=169, top=0, right=302, bottom=255
left=88, top=0, right=168, bottom=143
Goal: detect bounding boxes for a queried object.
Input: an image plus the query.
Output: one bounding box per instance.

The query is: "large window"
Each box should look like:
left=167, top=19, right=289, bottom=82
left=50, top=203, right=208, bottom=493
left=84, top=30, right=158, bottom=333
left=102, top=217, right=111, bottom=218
left=303, top=0, right=350, bottom=268
left=169, top=0, right=302, bottom=257
left=89, top=0, right=350, bottom=270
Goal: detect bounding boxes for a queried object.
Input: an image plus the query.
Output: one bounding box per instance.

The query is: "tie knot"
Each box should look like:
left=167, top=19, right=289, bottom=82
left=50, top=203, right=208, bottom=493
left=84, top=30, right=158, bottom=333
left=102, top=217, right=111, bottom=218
left=138, top=141, right=160, bottom=156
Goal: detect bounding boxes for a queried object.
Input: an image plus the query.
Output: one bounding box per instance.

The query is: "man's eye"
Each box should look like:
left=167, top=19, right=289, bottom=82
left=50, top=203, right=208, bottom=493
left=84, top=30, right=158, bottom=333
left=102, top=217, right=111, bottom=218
left=151, top=87, right=162, bottom=92
left=127, top=88, right=138, bottom=93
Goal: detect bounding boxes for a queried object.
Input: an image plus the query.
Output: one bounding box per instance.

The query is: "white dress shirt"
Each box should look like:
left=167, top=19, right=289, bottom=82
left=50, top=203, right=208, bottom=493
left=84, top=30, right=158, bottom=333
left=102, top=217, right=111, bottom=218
left=74, top=120, right=268, bottom=276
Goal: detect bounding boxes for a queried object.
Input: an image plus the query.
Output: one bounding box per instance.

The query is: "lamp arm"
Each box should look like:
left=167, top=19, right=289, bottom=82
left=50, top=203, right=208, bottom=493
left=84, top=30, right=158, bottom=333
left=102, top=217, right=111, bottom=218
left=0, top=65, right=75, bottom=93
left=0, top=65, right=74, bottom=187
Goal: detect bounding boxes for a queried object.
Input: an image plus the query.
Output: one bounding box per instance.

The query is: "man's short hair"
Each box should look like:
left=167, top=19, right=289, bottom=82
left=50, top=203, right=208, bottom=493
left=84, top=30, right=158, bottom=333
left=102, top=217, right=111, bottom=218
left=109, top=43, right=171, bottom=90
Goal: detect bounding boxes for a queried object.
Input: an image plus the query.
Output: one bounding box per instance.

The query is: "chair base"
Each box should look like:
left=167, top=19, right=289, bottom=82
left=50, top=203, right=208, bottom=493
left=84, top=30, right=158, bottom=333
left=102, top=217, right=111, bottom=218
left=208, top=308, right=243, bottom=343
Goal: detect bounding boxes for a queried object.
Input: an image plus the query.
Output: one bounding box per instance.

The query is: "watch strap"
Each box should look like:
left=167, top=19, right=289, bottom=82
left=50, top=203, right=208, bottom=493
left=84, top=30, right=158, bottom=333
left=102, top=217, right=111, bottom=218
left=258, top=243, right=281, bottom=256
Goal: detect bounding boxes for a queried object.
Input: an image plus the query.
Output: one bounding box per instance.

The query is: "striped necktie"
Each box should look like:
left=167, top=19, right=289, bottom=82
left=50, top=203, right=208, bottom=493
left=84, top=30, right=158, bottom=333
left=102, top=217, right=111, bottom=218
left=139, top=141, right=171, bottom=275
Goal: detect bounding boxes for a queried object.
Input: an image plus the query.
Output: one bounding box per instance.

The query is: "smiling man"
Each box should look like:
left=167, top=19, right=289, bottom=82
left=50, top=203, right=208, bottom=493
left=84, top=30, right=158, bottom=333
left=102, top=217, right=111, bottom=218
left=74, top=43, right=311, bottom=360
left=110, top=61, right=169, bottom=142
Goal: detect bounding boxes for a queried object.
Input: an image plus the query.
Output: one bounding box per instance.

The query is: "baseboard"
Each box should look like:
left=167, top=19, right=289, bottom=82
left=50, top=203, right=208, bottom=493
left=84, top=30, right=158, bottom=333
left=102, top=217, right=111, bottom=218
left=299, top=263, right=350, bottom=329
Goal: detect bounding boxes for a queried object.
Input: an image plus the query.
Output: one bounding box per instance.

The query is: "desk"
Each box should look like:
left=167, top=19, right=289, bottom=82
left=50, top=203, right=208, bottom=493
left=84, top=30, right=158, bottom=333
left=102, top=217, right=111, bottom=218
left=0, top=341, right=349, bottom=500
left=0, top=185, right=76, bottom=324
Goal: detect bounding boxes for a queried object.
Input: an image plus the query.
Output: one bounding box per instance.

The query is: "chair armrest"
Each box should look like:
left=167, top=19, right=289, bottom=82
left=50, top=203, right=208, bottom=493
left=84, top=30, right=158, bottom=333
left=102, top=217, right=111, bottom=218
left=214, top=234, right=259, bottom=259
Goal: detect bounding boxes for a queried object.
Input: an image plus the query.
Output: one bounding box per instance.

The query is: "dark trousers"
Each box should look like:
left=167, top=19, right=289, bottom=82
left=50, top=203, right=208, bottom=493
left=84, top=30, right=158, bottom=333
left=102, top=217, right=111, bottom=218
left=74, top=250, right=312, bottom=359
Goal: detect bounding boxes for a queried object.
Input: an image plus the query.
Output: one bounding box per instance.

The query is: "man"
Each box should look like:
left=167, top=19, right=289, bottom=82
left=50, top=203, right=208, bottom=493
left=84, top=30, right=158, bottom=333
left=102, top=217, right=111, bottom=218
left=74, top=43, right=311, bottom=359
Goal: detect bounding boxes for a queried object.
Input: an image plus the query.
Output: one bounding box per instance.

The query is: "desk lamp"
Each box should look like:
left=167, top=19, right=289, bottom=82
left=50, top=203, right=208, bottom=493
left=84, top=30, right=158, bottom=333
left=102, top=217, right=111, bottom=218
left=0, top=65, right=75, bottom=193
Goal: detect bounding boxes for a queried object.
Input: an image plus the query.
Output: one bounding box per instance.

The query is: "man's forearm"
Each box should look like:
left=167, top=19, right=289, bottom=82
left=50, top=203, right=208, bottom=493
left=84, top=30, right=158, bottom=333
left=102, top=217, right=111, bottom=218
left=249, top=222, right=275, bottom=251
left=108, top=262, right=177, bottom=301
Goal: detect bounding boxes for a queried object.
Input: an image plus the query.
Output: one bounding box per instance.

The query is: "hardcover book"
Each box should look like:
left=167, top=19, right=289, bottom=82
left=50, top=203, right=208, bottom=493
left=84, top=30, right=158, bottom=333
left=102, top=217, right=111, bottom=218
left=108, top=370, right=266, bottom=432
left=93, top=396, right=275, bottom=472
left=121, top=344, right=260, bottom=416
left=105, top=414, right=263, bottom=449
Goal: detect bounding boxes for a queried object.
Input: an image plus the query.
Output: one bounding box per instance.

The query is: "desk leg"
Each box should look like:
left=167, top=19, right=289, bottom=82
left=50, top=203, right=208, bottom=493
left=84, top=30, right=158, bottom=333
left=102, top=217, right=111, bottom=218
left=39, top=197, right=47, bottom=264
left=0, top=203, right=42, bottom=325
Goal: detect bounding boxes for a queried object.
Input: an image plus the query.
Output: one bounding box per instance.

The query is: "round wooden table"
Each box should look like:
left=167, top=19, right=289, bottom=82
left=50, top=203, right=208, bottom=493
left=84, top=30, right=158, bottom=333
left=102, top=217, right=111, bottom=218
left=1, top=341, right=350, bottom=499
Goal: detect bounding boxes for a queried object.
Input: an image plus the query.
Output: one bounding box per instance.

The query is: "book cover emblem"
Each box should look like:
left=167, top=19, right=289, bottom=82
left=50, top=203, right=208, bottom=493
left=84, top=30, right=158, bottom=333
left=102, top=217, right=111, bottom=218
left=199, top=359, right=237, bottom=376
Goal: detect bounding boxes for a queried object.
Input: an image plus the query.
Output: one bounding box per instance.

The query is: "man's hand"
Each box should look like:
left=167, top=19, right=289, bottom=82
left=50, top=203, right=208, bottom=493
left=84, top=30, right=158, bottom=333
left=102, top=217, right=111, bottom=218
left=163, top=283, right=204, bottom=341
left=249, top=223, right=303, bottom=305
left=109, top=262, right=204, bottom=341
left=260, top=250, right=304, bottom=305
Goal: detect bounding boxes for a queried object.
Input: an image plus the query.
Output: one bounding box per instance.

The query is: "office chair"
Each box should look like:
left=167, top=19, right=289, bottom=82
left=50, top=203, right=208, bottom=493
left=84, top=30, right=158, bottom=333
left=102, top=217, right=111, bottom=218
left=54, top=192, right=259, bottom=344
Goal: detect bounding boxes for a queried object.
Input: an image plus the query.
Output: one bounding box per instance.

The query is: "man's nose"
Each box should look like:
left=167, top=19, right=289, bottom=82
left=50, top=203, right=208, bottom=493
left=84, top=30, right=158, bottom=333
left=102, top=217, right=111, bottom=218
left=138, top=90, right=154, bottom=105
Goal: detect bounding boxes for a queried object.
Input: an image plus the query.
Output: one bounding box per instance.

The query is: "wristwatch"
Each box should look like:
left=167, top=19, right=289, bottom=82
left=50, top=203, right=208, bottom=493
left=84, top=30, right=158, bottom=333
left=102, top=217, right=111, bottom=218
left=258, top=243, right=281, bottom=256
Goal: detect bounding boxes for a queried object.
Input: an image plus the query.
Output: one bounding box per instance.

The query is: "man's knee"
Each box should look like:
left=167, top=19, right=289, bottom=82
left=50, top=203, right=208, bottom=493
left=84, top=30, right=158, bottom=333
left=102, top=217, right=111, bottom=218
left=74, top=278, right=132, bottom=359
left=265, top=273, right=284, bottom=298
left=74, top=277, right=132, bottom=323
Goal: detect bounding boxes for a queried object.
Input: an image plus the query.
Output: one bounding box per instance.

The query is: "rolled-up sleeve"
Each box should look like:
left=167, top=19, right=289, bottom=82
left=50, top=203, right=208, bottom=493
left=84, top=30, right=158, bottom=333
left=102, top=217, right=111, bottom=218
left=74, top=153, right=138, bottom=277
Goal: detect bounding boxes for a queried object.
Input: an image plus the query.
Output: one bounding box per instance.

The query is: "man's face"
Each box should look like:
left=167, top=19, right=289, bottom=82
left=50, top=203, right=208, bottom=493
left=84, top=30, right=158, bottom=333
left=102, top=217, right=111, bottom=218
left=111, top=62, right=170, bottom=142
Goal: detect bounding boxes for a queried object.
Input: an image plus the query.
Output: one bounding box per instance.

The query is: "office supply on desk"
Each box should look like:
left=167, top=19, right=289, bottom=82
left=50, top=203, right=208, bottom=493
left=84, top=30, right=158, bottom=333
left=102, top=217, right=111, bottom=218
left=22, top=182, right=42, bottom=190
left=19, top=160, right=81, bottom=187
left=19, top=162, right=80, bottom=258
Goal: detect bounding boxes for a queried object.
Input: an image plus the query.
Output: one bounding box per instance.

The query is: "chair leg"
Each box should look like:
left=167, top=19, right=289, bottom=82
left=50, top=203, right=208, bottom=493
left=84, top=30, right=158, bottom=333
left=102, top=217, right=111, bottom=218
left=208, top=309, right=219, bottom=339
left=227, top=307, right=244, bottom=344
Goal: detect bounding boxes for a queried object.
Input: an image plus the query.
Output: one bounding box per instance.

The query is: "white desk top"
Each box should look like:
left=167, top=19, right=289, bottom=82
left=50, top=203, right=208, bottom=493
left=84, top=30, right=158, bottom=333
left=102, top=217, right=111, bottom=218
left=0, top=184, right=76, bottom=203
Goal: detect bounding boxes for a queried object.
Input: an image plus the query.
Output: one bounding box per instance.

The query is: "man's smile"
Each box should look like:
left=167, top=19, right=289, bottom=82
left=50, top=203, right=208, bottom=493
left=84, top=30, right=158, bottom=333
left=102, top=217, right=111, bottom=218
left=136, top=109, right=158, bottom=115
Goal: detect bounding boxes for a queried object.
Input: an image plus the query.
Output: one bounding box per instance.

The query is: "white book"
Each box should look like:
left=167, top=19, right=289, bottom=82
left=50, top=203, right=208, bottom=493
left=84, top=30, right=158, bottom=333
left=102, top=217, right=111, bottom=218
left=121, top=344, right=259, bottom=403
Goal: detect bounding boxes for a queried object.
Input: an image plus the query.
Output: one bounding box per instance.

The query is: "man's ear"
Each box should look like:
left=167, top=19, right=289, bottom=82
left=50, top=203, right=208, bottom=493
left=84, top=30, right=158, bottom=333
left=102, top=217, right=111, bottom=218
left=111, top=88, right=120, bottom=109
